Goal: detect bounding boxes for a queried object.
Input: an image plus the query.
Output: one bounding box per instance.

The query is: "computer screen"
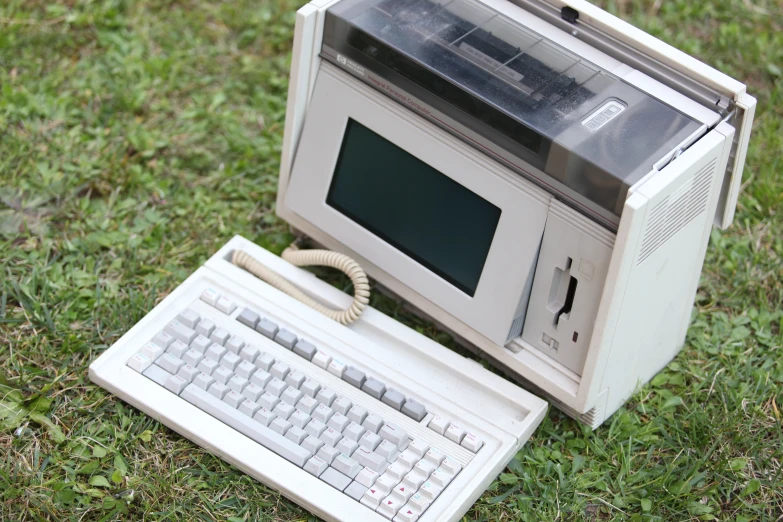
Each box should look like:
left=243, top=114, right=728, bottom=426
left=327, top=119, right=501, bottom=296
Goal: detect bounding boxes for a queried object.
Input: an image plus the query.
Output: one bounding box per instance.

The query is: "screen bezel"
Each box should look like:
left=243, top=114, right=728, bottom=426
left=285, top=66, right=551, bottom=345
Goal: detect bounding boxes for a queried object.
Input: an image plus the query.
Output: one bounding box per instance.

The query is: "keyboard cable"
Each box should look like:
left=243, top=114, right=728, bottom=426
left=231, top=246, right=370, bottom=325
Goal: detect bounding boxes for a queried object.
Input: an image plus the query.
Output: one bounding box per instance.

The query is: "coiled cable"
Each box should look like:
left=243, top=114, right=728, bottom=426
left=231, top=247, right=370, bottom=325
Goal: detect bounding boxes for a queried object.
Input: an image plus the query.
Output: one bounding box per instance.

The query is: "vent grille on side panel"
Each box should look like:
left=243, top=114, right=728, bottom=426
left=637, top=159, right=717, bottom=265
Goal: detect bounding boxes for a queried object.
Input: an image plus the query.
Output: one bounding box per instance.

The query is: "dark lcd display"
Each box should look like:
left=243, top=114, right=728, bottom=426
left=326, top=119, right=501, bottom=296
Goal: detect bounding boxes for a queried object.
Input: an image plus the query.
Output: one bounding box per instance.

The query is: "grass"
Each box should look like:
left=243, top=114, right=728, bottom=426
left=0, top=0, right=781, bottom=520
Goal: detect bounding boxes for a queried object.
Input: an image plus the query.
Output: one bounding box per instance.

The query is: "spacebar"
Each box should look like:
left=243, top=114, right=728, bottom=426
left=180, top=384, right=312, bottom=467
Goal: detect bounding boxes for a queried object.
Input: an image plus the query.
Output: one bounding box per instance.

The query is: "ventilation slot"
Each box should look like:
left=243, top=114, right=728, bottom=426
left=638, top=159, right=716, bottom=265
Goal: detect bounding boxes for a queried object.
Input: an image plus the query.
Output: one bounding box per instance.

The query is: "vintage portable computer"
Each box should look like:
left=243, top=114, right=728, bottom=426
left=89, top=1, right=755, bottom=520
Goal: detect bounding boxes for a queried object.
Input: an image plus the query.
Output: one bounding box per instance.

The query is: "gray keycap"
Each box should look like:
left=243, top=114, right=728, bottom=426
left=333, top=453, right=362, bottom=478
left=225, top=336, right=245, bottom=354
left=345, top=481, right=368, bottom=501
left=190, top=335, right=212, bottom=354
left=195, top=318, right=215, bottom=338
left=275, top=329, right=298, bottom=349
left=285, top=425, right=308, bottom=445
left=236, top=308, right=260, bottom=329
left=165, top=321, right=197, bottom=345
left=320, top=427, right=342, bottom=447
left=256, top=318, right=279, bottom=339
left=176, top=309, right=200, bottom=329
left=381, top=389, right=406, bottom=411
left=304, top=456, right=329, bottom=477
left=152, top=331, right=175, bottom=348
left=181, top=385, right=312, bottom=467
left=167, top=340, right=190, bottom=359
left=302, top=435, right=324, bottom=455
left=210, top=327, right=230, bottom=346
left=293, top=340, right=318, bottom=361
left=165, top=375, right=188, bottom=395
left=342, top=367, right=366, bottom=389
left=401, top=400, right=427, bottom=422
left=265, top=377, right=287, bottom=397
left=317, top=445, right=341, bottom=464
left=361, top=377, right=386, bottom=400
left=320, top=467, right=352, bottom=492
left=285, top=370, right=306, bottom=389
left=158, top=353, right=185, bottom=374
left=362, top=414, right=384, bottom=434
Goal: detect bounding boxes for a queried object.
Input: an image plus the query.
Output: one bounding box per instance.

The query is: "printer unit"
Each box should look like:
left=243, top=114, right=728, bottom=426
left=276, top=0, right=756, bottom=427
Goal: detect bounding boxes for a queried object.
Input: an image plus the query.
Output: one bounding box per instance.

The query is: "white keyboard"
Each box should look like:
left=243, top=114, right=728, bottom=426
left=89, top=236, right=547, bottom=522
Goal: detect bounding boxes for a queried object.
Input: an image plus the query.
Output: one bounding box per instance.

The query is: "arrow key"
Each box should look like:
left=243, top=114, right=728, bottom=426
left=393, top=504, right=421, bottom=522
left=360, top=486, right=386, bottom=510
left=391, top=483, right=414, bottom=503
left=377, top=495, right=403, bottom=519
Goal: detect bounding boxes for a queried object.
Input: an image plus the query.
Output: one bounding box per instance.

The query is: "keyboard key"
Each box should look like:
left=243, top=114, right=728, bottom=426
left=228, top=375, right=248, bottom=393
left=200, top=287, right=220, bottom=306
left=300, top=378, right=321, bottom=398
left=363, top=414, right=384, bottom=434
left=313, top=403, right=334, bottom=423
left=396, top=504, right=421, bottom=522
left=165, top=375, right=188, bottom=395
left=333, top=454, right=362, bottom=478
left=165, top=321, right=197, bottom=345
left=396, top=450, right=418, bottom=470
left=315, top=388, right=337, bottom=407
left=225, top=336, right=245, bottom=354
left=250, top=369, right=272, bottom=388
left=413, top=459, right=436, bottom=478
left=210, top=327, right=230, bottom=346
left=195, top=318, right=216, bottom=338
left=270, top=361, right=290, bottom=380
left=242, top=383, right=264, bottom=402
left=317, top=445, right=340, bottom=464
left=359, top=431, right=382, bottom=451
left=256, top=318, right=279, bottom=339
left=208, top=382, right=229, bottom=399
left=221, top=352, right=241, bottom=371
left=255, top=353, right=275, bottom=371
left=289, top=409, right=311, bottom=429
left=354, top=447, right=388, bottom=473
left=293, top=340, right=317, bottom=360
left=236, top=308, right=260, bottom=329
left=361, top=486, right=386, bottom=510
left=445, top=423, right=466, bottom=444
left=215, top=297, right=236, bottom=315
left=429, top=467, right=454, bottom=488
left=343, top=421, right=365, bottom=442
left=190, top=335, right=212, bottom=354
left=127, top=353, right=152, bottom=373
left=176, top=309, right=200, bottom=329
left=254, top=408, right=276, bottom=427
left=140, top=342, right=164, bottom=361
left=284, top=370, right=306, bottom=389
left=379, top=423, right=409, bottom=450
left=265, top=378, right=287, bottom=397
left=205, top=343, right=227, bottom=362
left=356, top=467, right=379, bottom=488
left=336, top=437, right=359, bottom=457
left=305, top=419, right=327, bottom=438
left=197, top=358, right=219, bottom=375
left=275, top=329, right=298, bottom=349
left=302, top=435, right=324, bottom=455
left=343, top=367, right=366, bottom=388
left=177, top=364, right=200, bottom=383
left=304, top=456, right=329, bottom=477
left=193, top=372, right=215, bottom=390
left=362, top=377, right=386, bottom=399
left=327, top=359, right=347, bottom=378
left=407, top=439, right=429, bottom=458
left=270, top=417, right=292, bottom=435
left=381, top=389, right=405, bottom=411
left=312, top=351, right=332, bottom=369
left=461, top=432, right=484, bottom=452
left=273, top=402, right=295, bottom=420
left=235, top=360, right=256, bottom=379
left=212, top=366, right=233, bottom=384
left=158, top=353, right=185, bottom=374
left=181, top=385, right=312, bottom=467
left=167, top=340, right=190, bottom=358
left=223, top=390, right=245, bottom=408
left=377, top=495, right=403, bottom=519
left=385, top=461, right=408, bottom=481
left=152, top=331, right=175, bottom=348
left=347, top=405, right=368, bottom=425
left=285, top=425, right=308, bottom=445
left=440, top=456, right=461, bottom=475
left=332, top=396, right=352, bottom=415
left=281, top=386, right=303, bottom=406
left=424, top=448, right=445, bottom=467
left=427, top=415, right=449, bottom=435
left=320, top=467, right=352, bottom=492
left=401, top=400, right=427, bottom=422
left=182, top=349, right=204, bottom=367
left=319, top=427, right=342, bottom=447
left=239, top=344, right=261, bottom=363
left=377, top=440, right=399, bottom=463
left=238, top=400, right=261, bottom=418
left=345, top=480, right=368, bottom=501
left=375, top=472, right=399, bottom=494
left=296, top=395, right=318, bottom=415
left=401, top=471, right=425, bottom=490
left=408, top=492, right=430, bottom=513
left=327, top=412, right=350, bottom=432
left=392, top=482, right=414, bottom=503
left=418, top=480, right=442, bottom=501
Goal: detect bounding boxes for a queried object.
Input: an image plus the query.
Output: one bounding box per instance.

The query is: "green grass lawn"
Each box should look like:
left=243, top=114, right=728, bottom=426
left=1, top=0, right=781, bottom=520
